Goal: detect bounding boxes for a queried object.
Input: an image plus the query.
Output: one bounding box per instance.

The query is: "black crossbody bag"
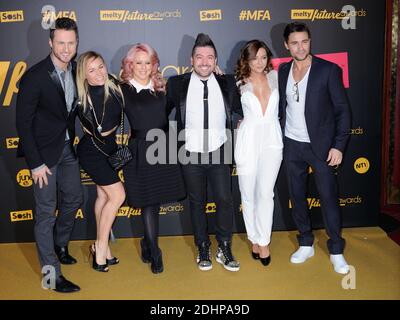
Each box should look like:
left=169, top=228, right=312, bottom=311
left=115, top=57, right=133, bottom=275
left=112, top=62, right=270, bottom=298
left=90, top=102, right=133, bottom=171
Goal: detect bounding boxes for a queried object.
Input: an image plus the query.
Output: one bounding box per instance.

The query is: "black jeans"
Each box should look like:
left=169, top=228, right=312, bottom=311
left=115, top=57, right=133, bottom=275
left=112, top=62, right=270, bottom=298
left=182, top=156, right=234, bottom=247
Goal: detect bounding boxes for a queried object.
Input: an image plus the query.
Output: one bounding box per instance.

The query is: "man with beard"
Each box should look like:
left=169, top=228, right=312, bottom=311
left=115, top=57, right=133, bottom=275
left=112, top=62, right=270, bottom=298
left=278, top=22, right=351, bottom=274
left=167, top=33, right=242, bottom=272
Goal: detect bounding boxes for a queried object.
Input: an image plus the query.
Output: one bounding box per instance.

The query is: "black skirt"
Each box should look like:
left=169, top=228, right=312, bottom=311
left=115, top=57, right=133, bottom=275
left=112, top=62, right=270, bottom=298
left=77, top=134, right=120, bottom=186
left=123, top=137, right=186, bottom=208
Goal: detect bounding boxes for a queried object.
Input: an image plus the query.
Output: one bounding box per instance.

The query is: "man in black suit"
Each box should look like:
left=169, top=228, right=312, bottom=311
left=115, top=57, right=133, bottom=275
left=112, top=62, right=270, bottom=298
left=16, top=18, right=82, bottom=292
left=278, top=22, right=351, bottom=274
left=167, top=34, right=242, bottom=272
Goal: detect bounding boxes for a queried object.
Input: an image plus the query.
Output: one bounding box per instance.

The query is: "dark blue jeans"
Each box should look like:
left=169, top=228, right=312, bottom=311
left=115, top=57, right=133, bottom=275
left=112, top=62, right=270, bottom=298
left=284, top=137, right=345, bottom=254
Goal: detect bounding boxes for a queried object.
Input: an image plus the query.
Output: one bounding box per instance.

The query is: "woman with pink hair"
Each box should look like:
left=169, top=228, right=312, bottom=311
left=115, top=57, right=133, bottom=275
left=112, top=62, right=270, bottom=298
left=120, top=43, right=185, bottom=274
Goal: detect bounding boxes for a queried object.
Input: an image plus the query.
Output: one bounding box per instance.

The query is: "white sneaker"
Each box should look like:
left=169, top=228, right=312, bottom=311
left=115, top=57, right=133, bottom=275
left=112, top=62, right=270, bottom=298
left=290, top=246, right=315, bottom=264
left=330, top=254, right=350, bottom=274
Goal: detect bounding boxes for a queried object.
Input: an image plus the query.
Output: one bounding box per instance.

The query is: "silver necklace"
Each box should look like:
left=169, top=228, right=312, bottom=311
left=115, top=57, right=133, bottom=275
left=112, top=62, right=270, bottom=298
left=88, top=94, right=105, bottom=133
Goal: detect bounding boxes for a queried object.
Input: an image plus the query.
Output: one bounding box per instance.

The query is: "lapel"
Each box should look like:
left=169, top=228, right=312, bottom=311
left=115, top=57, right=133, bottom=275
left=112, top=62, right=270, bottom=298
left=280, top=60, right=292, bottom=94
left=71, top=60, right=78, bottom=101
left=46, top=55, right=68, bottom=118
left=304, top=55, right=320, bottom=114
left=214, top=73, right=230, bottom=121
left=67, top=65, right=79, bottom=118
left=278, top=60, right=292, bottom=118
left=179, top=72, right=191, bottom=128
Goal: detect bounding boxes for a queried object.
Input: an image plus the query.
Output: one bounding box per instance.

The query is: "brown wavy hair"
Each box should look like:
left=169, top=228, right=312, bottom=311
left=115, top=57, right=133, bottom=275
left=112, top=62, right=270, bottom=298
left=235, top=40, right=273, bottom=87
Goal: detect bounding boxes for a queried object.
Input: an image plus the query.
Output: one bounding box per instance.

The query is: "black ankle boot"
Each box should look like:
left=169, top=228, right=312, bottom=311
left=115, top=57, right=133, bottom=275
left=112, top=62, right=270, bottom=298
left=150, top=248, right=163, bottom=274
left=140, top=239, right=151, bottom=263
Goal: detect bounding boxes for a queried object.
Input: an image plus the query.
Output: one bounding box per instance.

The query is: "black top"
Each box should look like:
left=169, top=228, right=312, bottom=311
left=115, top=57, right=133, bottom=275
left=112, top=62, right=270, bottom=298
left=88, top=85, right=121, bottom=132
left=121, top=84, right=168, bottom=133
left=120, top=82, right=186, bottom=207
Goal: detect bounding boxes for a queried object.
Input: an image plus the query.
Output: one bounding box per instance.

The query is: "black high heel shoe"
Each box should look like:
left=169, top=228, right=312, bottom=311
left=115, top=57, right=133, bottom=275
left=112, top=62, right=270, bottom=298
left=106, top=257, right=119, bottom=265
left=260, top=255, right=271, bottom=266
left=92, top=243, right=119, bottom=266
left=90, top=244, right=109, bottom=272
left=251, top=251, right=260, bottom=260
left=150, top=248, right=164, bottom=274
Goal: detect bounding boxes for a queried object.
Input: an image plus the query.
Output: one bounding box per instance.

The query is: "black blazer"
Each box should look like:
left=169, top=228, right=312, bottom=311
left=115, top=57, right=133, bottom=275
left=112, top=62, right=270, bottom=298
left=166, top=72, right=243, bottom=137
left=16, top=55, right=77, bottom=169
left=278, top=55, right=351, bottom=160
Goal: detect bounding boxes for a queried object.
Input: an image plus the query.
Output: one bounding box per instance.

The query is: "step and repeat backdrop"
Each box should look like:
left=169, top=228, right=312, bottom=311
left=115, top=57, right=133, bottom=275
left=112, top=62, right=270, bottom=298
left=0, top=0, right=384, bottom=242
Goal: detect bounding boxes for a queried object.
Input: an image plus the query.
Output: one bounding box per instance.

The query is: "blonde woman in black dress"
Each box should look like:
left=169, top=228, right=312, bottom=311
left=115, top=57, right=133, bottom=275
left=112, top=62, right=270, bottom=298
left=76, top=51, right=125, bottom=272
left=120, top=43, right=185, bottom=274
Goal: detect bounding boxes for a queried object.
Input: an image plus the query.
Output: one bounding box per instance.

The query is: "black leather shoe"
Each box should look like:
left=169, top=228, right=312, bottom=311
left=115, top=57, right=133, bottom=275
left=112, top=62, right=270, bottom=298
left=140, top=239, right=151, bottom=263
left=252, top=251, right=260, bottom=260
left=150, top=249, right=164, bottom=274
left=260, top=255, right=271, bottom=266
left=55, top=245, right=77, bottom=265
left=53, top=275, right=80, bottom=293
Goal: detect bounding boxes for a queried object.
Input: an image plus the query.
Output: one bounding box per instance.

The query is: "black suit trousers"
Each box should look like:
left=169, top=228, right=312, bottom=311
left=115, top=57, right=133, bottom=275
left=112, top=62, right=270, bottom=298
left=181, top=148, right=234, bottom=246
left=32, top=141, right=83, bottom=277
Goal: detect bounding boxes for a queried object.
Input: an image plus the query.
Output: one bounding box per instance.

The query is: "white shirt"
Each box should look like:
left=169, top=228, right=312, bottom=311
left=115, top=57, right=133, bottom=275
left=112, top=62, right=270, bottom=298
left=185, top=72, right=226, bottom=153
left=129, top=78, right=154, bottom=92
left=285, top=62, right=311, bottom=143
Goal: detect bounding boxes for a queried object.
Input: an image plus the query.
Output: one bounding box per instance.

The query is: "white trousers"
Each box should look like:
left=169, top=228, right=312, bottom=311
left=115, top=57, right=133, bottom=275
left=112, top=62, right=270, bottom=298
left=238, top=147, right=282, bottom=246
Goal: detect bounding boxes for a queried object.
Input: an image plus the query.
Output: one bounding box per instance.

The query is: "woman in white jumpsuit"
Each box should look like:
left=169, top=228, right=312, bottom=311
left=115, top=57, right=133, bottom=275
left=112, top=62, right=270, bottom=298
left=234, top=40, right=283, bottom=266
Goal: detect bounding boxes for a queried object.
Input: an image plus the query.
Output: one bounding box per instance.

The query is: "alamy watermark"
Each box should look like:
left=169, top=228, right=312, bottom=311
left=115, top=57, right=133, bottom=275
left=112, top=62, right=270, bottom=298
left=341, top=5, right=359, bottom=30
left=341, top=265, right=356, bottom=290
left=143, top=121, right=238, bottom=165
left=41, top=265, right=56, bottom=290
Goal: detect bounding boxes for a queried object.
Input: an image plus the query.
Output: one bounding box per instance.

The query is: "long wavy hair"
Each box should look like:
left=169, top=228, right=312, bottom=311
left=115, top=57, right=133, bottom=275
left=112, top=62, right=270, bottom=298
left=76, top=51, right=123, bottom=111
left=235, top=40, right=273, bottom=87
left=120, top=43, right=166, bottom=92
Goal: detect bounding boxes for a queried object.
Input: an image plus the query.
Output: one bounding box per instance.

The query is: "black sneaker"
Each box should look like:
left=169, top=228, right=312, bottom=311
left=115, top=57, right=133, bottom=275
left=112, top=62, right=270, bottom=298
left=216, top=241, right=240, bottom=272
left=196, top=242, right=212, bottom=271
